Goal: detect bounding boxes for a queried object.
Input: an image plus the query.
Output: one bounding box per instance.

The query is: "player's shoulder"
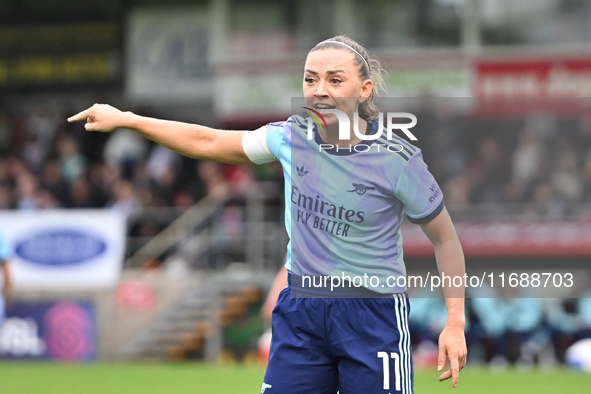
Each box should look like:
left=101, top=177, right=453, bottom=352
left=374, top=127, right=422, bottom=164
left=286, top=115, right=308, bottom=133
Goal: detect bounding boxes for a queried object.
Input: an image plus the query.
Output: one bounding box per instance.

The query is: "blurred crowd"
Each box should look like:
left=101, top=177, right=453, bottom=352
left=409, top=285, right=591, bottom=367
left=413, top=102, right=591, bottom=218
left=0, top=105, right=276, bottom=218
left=1, top=102, right=591, bottom=220
left=3, top=102, right=591, bottom=366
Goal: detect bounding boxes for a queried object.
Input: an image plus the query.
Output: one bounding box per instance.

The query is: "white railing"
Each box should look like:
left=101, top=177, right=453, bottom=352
left=124, top=181, right=287, bottom=270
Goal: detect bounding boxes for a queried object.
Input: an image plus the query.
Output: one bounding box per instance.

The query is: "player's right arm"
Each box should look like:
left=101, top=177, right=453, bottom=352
left=68, top=104, right=251, bottom=164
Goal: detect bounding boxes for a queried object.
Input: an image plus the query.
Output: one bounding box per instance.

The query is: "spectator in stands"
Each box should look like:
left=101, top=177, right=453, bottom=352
left=198, top=161, right=226, bottom=196
left=16, top=170, right=42, bottom=210
left=513, top=130, right=542, bottom=187
left=470, top=137, right=510, bottom=204
left=173, top=191, right=194, bottom=210
left=582, top=153, right=591, bottom=202
left=88, top=162, right=118, bottom=208
left=103, top=128, right=149, bottom=179
left=578, top=295, right=591, bottom=339
left=546, top=298, right=581, bottom=363
left=147, top=145, right=181, bottom=186
left=22, top=107, right=58, bottom=169
left=68, top=176, right=94, bottom=208
left=551, top=150, right=583, bottom=203
left=504, top=294, right=545, bottom=364
left=575, top=116, right=591, bottom=159
left=109, top=179, right=142, bottom=218
left=57, top=134, right=88, bottom=184
left=150, top=166, right=178, bottom=206
left=40, top=160, right=67, bottom=202
left=469, top=284, right=510, bottom=364
left=408, top=287, right=449, bottom=345
left=442, top=176, right=470, bottom=208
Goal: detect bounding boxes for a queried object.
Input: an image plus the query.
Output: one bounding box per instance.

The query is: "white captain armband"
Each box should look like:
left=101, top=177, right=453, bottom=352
left=242, top=126, right=277, bottom=164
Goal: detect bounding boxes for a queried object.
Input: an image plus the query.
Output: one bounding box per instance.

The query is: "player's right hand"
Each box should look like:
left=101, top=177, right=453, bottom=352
left=67, top=103, right=129, bottom=132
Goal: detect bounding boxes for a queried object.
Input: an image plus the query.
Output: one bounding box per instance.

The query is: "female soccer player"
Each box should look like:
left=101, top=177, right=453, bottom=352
left=69, top=36, right=466, bottom=393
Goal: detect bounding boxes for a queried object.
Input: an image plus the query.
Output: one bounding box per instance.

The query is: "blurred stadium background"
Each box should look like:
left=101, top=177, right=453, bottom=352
left=1, top=0, right=591, bottom=392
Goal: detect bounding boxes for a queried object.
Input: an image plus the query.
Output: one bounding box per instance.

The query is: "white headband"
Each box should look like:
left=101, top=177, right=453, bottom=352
left=316, top=40, right=370, bottom=73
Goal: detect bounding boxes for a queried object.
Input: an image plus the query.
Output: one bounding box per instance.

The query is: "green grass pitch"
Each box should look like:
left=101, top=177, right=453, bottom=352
left=1, top=362, right=590, bottom=393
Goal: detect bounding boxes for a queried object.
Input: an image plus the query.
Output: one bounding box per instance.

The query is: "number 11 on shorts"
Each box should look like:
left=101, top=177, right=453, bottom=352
left=377, top=351, right=401, bottom=391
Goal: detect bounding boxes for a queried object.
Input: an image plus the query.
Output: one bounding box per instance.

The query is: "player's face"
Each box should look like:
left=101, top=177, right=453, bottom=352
left=303, top=49, right=373, bottom=126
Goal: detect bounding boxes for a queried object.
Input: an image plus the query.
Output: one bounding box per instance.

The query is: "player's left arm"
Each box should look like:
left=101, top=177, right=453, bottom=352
left=1, top=259, right=11, bottom=310
left=419, top=207, right=467, bottom=388
left=261, top=266, right=288, bottom=323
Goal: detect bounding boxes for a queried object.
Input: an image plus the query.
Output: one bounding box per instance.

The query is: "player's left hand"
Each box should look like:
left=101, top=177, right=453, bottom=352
left=437, top=324, right=467, bottom=388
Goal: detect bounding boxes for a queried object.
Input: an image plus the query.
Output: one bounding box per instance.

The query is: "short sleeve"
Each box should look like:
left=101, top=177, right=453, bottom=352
left=242, top=126, right=276, bottom=164
left=394, top=152, right=444, bottom=224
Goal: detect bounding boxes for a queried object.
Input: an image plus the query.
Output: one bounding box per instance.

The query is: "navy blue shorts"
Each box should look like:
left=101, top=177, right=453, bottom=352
left=262, top=286, right=414, bottom=394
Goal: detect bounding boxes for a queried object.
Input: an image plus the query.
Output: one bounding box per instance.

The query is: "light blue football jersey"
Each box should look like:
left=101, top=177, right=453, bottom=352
left=244, top=115, right=443, bottom=294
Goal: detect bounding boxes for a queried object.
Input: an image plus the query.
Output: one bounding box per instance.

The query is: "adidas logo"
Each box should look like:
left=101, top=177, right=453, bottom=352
left=297, top=165, right=309, bottom=177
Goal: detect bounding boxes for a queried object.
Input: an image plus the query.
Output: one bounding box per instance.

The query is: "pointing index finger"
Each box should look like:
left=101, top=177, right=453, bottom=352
left=67, top=109, right=91, bottom=123
left=451, top=357, right=460, bottom=388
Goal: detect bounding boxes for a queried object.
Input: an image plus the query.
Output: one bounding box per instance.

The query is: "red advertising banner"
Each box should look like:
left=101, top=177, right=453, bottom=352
left=401, top=220, right=591, bottom=257
left=474, top=58, right=591, bottom=115
left=475, top=58, right=591, bottom=97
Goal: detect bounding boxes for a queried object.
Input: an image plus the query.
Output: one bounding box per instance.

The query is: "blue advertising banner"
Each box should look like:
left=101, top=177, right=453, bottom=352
left=0, top=210, right=126, bottom=290
left=0, top=301, right=96, bottom=361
